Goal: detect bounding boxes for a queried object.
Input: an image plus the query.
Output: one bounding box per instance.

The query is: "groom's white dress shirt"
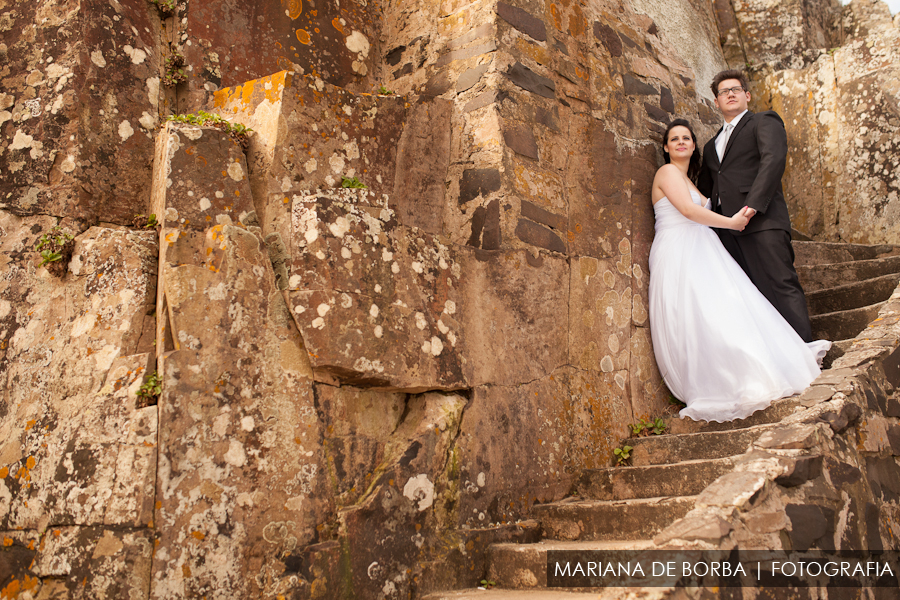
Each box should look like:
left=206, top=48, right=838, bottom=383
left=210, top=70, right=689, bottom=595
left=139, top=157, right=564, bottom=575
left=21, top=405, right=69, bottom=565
left=716, top=109, right=748, bottom=162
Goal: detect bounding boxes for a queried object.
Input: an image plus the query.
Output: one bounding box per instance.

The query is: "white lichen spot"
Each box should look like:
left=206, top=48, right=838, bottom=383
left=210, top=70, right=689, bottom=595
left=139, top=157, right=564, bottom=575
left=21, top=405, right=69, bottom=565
left=329, top=216, right=350, bottom=238
left=600, top=355, right=614, bottom=372
left=415, top=312, right=427, bottom=330
left=374, top=325, right=383, bottom=338
left=304, top=157, right=317, bottom=173
left=430, top=336, right=443, bottom=356
left=342, top=104, right=353, bottom=116
left=292, top=302, right=306, bottom=313
left=118, top=120, right=134, bottom=141
left=382, top=248, right=393, bottom=261
left=227, top=160, right=245, bottom=181
left=437, top=319, right=449, bottom=334
left=345, top=31, right=371, bottom=57
left=199, top=197, right=211, bottom=211
left=10, top=130, right=34, bottom=151
left=224, top=439, right=247, bottom=467
left=207, top=282, right=227, bottom=301
left=240, top=416, right=255, bottom=432
left=340, top=293, right=352, bottom=309
left=421, top=340, right=432, bottom=354
left=391, top=262, right=400, bottom=274
left=341, top=247, right=352, bottom=259
left=316, top=303, right=331, bottom=317
left=477, top=472, right=486, bottom=487
left=374, top=284, right=382, bottom=293
left=123, top=45, right=147, bottom=64
left=329, top=153, right=345, bottom=174
left=139, top=111, right=156, bottom=131
left=411, top=261, right=423, bottom=274
left=312, top=317, right=325, bottom=329
left=443, top=300, right=457, bottom=315
left=369, top=304, right=379, bottom=318
left=289, top=275, right=302, bottom=289
left=448, top=331, right=457, bottom=346
left=90, top=50, right=107, bottom=68
left=402, top=474, right=434, bottom=511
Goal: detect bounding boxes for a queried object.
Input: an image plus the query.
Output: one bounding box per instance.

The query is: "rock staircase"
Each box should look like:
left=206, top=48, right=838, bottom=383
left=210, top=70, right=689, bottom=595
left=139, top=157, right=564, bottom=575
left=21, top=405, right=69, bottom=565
left=423, top=240, right=900, bottom=599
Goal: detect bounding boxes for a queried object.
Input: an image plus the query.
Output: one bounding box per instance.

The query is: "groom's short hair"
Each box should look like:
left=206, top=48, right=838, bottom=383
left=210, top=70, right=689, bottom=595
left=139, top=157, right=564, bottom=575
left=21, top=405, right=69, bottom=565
left=710, top=69, right=749, bottom=97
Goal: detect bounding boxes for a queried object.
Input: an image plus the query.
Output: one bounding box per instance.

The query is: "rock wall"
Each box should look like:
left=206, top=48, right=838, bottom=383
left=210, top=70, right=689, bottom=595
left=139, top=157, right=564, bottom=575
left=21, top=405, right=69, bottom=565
left=715, top=0, right=900, bottom=245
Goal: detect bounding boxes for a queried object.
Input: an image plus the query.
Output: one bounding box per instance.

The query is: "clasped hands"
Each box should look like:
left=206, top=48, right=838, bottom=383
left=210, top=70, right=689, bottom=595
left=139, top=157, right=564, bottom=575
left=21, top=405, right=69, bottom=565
left=731, top=206, right=757, bottom=231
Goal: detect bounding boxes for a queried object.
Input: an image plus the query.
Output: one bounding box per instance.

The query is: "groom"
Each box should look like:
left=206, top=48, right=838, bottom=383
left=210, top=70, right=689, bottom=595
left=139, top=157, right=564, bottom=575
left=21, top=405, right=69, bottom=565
left=698, top=69, right=813, bottom=342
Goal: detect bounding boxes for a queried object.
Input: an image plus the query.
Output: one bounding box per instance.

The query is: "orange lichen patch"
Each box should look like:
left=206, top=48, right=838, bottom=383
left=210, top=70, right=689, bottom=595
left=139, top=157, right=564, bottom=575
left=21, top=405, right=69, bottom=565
left=568, top=5, right=586, bottom=38
left=516, top=38, right=549, bottom=65
left=25, top=419, right=36, bottom=431
left=296, top=29, right=311, bottom=45
left=549, top=4, right=563, bottom=30
left=1, top=575, right=40, bottom=599
left=0, top=467, right=7, bottom=479
left=25, top=457, right=35, bottom=469
left=331, top=17, right=344, bottom=34
left=191, top=531, right=205, bottom=540
left=2, top=537, right=12, bottom=547
left=283, top=0, right=302, bottom=19
left=182, top=564, right=192, bottom=578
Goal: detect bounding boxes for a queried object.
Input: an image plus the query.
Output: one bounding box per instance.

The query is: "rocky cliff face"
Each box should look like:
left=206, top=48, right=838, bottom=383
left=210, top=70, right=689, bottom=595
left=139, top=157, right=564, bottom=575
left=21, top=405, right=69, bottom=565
left=0, top=0, right=897, bottom=598
left=716, top=0, right=900, bottom=244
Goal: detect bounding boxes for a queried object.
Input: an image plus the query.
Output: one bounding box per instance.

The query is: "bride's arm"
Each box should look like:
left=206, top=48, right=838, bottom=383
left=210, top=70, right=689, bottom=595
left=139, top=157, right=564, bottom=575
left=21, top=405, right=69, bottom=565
left=654, top=165, right=750, bottom=231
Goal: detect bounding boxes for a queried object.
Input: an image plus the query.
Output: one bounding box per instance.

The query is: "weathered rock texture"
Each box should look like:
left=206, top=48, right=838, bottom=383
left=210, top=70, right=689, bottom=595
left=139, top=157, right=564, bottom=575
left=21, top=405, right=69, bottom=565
left=0, top=0, right=162, bottom=226
left=717, top=0, right=900, bottom=244
left=1, top=0, right=899, bottom=597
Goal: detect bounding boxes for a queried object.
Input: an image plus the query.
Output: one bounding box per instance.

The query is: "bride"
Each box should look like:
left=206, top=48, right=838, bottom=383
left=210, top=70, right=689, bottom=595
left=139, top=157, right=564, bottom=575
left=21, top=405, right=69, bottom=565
left=649, top=119, right=830, bottom=422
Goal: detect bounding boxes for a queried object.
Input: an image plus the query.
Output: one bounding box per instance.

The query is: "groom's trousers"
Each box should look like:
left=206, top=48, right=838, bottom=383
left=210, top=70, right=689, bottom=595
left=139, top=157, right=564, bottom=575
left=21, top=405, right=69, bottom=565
left=716, top=228, right=814, bottom=343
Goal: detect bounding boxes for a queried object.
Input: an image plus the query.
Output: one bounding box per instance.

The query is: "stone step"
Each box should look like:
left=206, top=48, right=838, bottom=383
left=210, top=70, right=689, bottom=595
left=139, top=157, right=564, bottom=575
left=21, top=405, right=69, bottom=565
left=823, top=338, right=854, bottom=369
left=485, top=539, right=654, bottom=589
left=666, top=397, right=804, bottom=435
left=793, top=241, right=900, bottom=266
left=532, top=496, right=695, bottom=542
left=806, top=273, right=900, bottom=315
left=575, top=458, right=735, bottom=500
left=797, top=255, right=900, bottom=292
left=811, top=301, right=886, bottom=341
left=627, top=424, right=779, bottom=466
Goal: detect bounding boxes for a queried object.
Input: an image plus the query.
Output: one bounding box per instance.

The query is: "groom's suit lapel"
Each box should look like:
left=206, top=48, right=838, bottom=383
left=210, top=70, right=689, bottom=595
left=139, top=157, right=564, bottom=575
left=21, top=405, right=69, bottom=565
left=721, top=111, right=753, bottom=164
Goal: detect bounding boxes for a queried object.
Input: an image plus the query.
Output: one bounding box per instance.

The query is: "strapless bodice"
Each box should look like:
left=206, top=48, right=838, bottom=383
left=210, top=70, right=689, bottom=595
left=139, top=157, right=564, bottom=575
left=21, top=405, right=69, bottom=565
left=653, top=190, right=710, bottom=232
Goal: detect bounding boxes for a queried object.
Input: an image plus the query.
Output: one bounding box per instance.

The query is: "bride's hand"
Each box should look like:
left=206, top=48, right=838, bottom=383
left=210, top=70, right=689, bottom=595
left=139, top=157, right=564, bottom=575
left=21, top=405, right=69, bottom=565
left=730, top=206, right=752, bottom=231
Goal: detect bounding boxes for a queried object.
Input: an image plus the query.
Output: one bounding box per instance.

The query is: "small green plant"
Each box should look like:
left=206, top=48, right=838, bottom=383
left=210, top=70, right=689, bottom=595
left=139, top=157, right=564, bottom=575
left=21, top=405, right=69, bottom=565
left=479, top=579, right=497, bottom=589
left=136, top=370, right=162, bottom=408
left=377, top=85, right=394, bottom=95
left=167, top=111, right=253, bottom=149
left=613, top=445, right=633, bottom=466
left=149, top=0, right=177, bottom=17
left=162, top=51, right=187, bottom=87
left=629, top=416, right=667, bottom=437
left=35, top=227, right=74, bottom=276
left=132, top=214, right=159, bottom=229
left=341, top=176, right=367, bottom=189
left=828, top=47, right=838, bottom=55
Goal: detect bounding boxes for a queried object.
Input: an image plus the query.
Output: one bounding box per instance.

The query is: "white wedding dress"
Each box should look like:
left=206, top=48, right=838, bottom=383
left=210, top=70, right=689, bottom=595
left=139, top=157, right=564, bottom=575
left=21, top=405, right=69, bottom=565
left=649, top=190, right=831, bottom=422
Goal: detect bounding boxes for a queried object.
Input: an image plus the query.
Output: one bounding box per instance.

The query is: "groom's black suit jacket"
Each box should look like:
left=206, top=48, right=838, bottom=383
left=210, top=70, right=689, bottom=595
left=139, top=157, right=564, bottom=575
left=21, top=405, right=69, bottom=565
left=697, top=110, right=791, bottom=235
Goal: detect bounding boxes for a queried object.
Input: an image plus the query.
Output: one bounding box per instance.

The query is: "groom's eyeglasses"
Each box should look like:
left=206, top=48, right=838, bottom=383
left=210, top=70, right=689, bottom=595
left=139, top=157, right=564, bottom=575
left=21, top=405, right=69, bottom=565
left=716, top=86, right=745, bottom=97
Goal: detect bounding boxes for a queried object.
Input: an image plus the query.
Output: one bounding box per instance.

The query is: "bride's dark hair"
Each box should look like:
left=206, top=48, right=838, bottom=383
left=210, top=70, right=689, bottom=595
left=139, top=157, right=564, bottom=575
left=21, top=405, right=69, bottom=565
left=662, top=118, right=702, bottom=184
